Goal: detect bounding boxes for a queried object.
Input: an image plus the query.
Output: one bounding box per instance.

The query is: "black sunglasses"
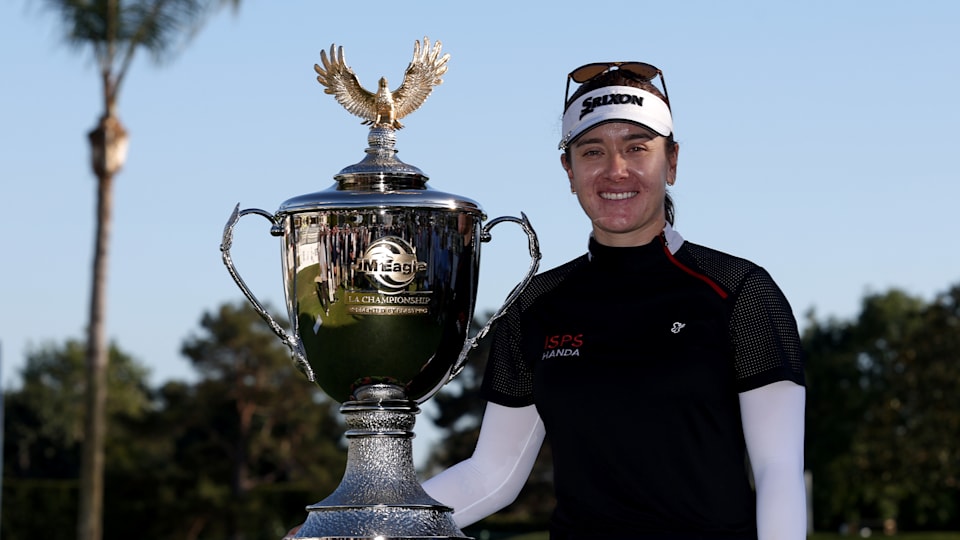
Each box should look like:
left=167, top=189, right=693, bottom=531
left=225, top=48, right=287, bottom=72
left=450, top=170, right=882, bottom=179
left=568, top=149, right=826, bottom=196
left=564, top=61, right=670, bottom=109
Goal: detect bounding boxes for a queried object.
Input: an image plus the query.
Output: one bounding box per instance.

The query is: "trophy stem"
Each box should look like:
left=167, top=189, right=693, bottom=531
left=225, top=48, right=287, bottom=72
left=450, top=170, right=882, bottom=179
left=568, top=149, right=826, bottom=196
left=295, top=385, right=470, bottom=540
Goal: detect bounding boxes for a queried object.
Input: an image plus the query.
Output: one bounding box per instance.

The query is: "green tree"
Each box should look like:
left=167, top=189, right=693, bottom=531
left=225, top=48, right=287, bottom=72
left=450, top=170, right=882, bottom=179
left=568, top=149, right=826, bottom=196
left=177, top=301, right=346, bottom=540
left=804, top=287, right=960, bottom=530
left=2, top=340, right=151, bottom=539
left=33, top=2, right=240, bottom=538
left=803, top=307, right=869, bottom=530
left=879, top=286, right=960, bottom=527
left=2, top=304, right=351, bottom=539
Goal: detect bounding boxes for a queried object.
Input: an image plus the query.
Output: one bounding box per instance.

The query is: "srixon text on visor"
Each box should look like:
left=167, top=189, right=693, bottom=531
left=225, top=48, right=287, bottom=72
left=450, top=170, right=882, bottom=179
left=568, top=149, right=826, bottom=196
left=579, top=93, right=644, bottom=120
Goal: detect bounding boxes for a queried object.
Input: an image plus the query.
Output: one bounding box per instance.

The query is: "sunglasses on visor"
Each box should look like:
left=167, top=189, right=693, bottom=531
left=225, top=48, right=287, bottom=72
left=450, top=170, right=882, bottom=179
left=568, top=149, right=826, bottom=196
left=564, top=61, right=670, bottom=109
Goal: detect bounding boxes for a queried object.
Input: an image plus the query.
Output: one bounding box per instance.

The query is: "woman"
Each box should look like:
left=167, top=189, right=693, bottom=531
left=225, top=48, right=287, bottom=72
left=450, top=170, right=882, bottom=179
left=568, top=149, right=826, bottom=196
left=421, top=62, right=807, bottom=539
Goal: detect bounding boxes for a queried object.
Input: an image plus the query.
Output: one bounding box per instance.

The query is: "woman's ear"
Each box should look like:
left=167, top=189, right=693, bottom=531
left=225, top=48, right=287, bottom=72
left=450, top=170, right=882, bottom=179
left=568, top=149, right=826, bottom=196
left=560, top=153, right=575, bottom=191
left=668, top=142, right=679, bottom=185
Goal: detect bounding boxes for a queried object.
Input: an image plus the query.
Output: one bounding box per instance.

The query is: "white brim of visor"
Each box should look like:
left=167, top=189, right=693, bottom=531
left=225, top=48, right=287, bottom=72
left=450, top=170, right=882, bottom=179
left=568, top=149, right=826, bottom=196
left=559, top=85, right=673, bottom=150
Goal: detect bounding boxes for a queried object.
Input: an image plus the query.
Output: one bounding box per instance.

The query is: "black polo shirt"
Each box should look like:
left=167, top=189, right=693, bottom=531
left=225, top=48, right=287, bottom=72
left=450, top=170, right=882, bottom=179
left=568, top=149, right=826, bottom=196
left=481, top=231, right=805, bottom=539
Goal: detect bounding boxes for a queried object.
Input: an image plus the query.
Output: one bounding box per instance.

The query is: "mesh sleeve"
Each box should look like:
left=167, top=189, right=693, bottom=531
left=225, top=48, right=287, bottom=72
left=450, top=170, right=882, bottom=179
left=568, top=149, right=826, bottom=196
left=481, top=303, right=534, bottom=407
left=480, top=256, right=588, bottom=407
left=679, top=243, right=805, bottom=392
left=729, top=266, right=806, bottom=391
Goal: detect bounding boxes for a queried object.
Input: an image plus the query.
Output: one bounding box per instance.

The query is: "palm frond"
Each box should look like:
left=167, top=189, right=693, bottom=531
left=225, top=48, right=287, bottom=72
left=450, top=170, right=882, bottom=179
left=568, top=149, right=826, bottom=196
left=42, top=0, right=234, bottom=97
left=43, top=0, right=228, bottom=65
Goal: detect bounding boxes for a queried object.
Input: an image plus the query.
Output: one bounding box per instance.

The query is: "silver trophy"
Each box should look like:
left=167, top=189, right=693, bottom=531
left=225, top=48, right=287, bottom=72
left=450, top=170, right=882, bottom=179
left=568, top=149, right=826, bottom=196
left=220, top=38, right=540, bottom=539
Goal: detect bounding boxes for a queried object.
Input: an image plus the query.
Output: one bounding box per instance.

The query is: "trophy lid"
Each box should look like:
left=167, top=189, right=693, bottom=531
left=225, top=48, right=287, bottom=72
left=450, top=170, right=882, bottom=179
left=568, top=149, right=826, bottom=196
left=277, top=126, right=484, bottom=218
left=276, top=182, right=485, bottom=217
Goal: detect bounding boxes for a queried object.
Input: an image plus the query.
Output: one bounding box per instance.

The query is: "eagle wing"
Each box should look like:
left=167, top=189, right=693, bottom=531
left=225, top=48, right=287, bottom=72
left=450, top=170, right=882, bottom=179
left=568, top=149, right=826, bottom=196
left=314, top=45, right=377, bottom=123
left=392, top=37, right=450, bottom=121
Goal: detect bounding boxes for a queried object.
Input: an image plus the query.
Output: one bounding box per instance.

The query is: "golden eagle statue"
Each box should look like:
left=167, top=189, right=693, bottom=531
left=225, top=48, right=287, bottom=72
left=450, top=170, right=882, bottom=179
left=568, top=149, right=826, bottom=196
left=314, top=37, right=450, bottom=129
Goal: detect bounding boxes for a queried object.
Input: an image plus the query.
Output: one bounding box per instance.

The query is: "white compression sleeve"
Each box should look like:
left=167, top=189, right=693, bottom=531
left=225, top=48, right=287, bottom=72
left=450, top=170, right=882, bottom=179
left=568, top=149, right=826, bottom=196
left=739, top=380, right=807, bottom=540
left=421, top=402, right=545, bottom=528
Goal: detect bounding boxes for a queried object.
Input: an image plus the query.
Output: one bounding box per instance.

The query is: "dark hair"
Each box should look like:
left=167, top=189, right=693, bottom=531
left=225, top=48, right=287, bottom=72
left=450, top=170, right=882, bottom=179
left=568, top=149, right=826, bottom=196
left=563, top=69, right=676, bottom=225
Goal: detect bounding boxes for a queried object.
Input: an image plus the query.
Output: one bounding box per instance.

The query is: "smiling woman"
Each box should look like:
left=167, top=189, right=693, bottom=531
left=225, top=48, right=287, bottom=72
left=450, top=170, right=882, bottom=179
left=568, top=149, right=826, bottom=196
left=560, top=68, right=678, bottom=242
left=421, top=61, right=809, bottom=540
left=560, top=121, right=676, bottom=247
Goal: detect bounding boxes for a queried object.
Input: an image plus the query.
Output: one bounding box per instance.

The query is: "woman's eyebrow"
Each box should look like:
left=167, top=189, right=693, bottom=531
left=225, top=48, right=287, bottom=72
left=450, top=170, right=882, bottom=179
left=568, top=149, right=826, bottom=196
left=573, top=136, right=603, bottom=147
left=624, top=131, right=655, bottom=142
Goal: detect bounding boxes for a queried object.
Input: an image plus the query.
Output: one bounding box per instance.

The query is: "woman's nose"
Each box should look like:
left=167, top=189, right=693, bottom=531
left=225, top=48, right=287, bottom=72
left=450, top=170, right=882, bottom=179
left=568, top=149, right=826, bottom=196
left=604, top=153, right=629, bottom=179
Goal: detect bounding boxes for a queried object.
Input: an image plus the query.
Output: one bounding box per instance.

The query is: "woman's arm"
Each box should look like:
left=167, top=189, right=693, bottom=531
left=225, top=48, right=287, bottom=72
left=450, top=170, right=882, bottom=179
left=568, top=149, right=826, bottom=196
left=421, top=402, right=545, bottom=528
left=739, top=380, right=807, bottom=540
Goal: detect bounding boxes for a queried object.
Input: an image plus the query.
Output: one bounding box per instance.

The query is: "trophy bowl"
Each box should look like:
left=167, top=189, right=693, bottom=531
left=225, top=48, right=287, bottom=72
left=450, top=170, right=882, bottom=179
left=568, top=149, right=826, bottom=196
left=272, top=178, right=485, bottom=405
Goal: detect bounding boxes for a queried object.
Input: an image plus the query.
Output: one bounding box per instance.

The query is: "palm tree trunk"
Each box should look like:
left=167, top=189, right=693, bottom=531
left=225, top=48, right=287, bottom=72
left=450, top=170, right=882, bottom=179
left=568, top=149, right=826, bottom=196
left=78, top=110, right=125, bottom=540
left=78, top=167, right=113, bottom=540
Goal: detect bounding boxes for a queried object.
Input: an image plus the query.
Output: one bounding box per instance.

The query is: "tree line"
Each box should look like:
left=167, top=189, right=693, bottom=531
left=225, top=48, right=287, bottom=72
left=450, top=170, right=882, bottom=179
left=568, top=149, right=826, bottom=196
left=3, top=304, right=344, bottom=540
left=803, top=285, right=960, bottom=530
left=3, top=283, right=960, bottom=538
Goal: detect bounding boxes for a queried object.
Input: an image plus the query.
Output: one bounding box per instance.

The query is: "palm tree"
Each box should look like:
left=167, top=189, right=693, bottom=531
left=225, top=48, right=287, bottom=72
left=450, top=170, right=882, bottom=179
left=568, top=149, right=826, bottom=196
left=39, top=2, right=240, bottom=539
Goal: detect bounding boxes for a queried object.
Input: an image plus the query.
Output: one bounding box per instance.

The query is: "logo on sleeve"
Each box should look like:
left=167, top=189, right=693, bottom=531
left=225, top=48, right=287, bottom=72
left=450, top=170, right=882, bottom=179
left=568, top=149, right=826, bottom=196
left=542, top=333, right=583, bottom=360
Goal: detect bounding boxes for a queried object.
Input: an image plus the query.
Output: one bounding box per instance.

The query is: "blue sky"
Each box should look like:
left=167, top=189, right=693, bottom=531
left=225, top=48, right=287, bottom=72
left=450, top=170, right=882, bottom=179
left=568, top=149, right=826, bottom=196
left=2, top=0, right=959, bottom=395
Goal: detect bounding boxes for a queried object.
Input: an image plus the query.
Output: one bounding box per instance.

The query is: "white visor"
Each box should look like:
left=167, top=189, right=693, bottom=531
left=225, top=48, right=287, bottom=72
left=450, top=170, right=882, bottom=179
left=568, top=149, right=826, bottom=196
left=559, top=85, right=673, bottom=150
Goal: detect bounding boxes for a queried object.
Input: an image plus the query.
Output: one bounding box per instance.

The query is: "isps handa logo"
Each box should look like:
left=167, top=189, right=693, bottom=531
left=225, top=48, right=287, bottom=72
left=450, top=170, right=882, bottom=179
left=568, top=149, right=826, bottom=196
left=542, top=333, right=584, bottom=360
left=355, top=236, right=427, bottom=292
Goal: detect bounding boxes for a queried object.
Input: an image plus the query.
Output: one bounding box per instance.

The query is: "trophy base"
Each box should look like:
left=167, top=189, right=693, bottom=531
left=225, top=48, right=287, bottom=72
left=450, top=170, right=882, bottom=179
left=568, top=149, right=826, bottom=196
left=297, top=506, right=467, bottom=540
left=294, top=385, right=471, bottom=540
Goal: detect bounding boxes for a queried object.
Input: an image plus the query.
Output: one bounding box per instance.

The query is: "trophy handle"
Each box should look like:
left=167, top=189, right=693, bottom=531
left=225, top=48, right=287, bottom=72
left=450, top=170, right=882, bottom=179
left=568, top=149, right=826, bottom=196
left=220, top=204, right=315, bottom=382
left=450, top=212, right=541, bottom=380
